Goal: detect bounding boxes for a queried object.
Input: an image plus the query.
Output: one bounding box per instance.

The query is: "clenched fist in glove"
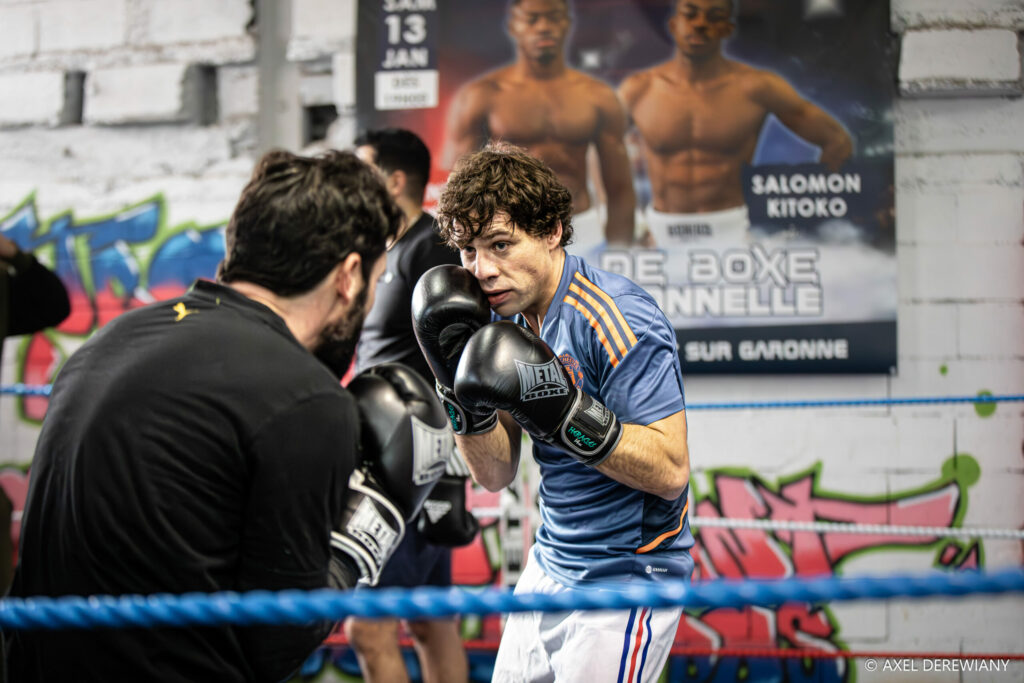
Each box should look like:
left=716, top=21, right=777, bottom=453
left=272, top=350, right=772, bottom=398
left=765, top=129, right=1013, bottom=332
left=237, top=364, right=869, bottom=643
left=455, top=321, right=622, bottom=467
left=411, top=264, right=497, bottom=436
left=331, top=362, right=453, bottom=585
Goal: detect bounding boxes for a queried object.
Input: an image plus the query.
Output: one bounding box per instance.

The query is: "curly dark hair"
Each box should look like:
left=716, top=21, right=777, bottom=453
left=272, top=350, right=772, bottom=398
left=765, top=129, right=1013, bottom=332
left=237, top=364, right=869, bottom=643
left=437, top=143, right=573, bottom=250
left=218, top=149, right=403, bottom=296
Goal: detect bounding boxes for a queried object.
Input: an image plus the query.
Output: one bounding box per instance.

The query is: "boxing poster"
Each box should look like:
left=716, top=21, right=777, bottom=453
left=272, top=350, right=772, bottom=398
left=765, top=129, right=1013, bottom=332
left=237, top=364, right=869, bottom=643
left=355, top=0, right=897, bottom=374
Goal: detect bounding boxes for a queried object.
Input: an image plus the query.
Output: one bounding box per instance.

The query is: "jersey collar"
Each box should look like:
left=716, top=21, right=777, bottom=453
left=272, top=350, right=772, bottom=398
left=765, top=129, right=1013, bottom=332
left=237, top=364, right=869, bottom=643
left=537, top=251, right=579, bottom=338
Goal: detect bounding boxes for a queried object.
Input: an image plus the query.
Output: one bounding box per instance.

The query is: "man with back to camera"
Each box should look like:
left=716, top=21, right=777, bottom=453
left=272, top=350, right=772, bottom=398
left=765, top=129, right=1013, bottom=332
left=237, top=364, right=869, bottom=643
left=412, top=144, right=692, bottom=682
left=6, top=149, right=455, bottom=682
left=618, top=0, right=853, bottom=249
left=441, top=0, right=637, bottom=255
left=344, top=128, right=473, bottom=683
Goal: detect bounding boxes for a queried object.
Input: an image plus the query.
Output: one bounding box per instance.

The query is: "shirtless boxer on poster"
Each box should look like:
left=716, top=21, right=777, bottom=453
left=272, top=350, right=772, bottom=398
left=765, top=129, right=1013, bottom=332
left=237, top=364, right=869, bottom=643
left=618, top=0, right=853, bottom=248
left=441, top=0, right=635, bottom=252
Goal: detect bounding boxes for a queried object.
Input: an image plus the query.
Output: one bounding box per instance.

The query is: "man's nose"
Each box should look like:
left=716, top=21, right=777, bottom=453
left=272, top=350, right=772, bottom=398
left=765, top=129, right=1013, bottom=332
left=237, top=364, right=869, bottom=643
left=472, top=252, right=499, bottom=280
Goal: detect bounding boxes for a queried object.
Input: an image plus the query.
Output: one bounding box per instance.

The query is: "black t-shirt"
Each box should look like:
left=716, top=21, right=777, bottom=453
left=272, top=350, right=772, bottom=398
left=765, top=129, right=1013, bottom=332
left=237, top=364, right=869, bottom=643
left=355, top=212, right=459, bottom=382
left=7, top=280, right=359, bottom=683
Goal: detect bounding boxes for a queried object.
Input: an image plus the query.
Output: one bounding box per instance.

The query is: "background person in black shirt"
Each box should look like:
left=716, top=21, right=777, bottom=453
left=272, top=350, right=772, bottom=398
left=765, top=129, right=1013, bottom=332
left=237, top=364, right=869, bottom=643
left=0, top=233, right=70, bottom=593
left=346, top=128, right=475, bottom=683
left=5, top=150, right=444, bottom=683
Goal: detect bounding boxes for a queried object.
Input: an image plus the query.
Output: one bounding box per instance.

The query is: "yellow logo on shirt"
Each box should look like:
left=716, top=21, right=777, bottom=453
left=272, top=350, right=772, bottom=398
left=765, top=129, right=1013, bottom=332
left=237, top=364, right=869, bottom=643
left=172, top=302, right=197, bottom=321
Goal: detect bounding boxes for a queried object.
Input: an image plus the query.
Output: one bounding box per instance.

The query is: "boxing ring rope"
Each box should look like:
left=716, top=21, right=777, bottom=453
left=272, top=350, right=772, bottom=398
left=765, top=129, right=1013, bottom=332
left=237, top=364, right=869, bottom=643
left=3, top=383, right=1024, bottom=410
left=689, top=517, right=1024, bottom=540
left=0, top=568, right=1021, bottom=632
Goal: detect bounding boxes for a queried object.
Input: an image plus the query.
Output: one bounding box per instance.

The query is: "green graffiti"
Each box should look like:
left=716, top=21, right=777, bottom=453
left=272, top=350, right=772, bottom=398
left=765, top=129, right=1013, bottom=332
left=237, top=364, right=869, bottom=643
left=973, top=390, right=996, bottom=418
left=939, top=364, right=948, bottom=376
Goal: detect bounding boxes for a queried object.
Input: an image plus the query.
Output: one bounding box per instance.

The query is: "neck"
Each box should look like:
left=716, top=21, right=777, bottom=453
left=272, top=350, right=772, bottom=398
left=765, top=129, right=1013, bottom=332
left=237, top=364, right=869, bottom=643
left=673, top=50, right=728, bottom=81
left=522, top=248, right=566, bottom=335
left=516, top=53, right=567, bottom=80
left=226, top=280, right=328, bottom=350
left=393, top=196, right=424, bottom=244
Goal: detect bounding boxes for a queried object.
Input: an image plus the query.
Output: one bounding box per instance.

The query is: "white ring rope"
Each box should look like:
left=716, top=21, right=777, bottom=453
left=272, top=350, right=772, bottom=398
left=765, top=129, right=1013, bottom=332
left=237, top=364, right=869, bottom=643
left=690, top=516, right=1024, bottom=540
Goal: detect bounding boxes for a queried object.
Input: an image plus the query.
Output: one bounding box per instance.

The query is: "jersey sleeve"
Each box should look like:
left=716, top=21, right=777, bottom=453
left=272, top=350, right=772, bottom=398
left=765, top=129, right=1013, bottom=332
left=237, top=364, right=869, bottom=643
left=594, top=294, right=685, bottom=426
left=236, top=389, right=359, bottom=679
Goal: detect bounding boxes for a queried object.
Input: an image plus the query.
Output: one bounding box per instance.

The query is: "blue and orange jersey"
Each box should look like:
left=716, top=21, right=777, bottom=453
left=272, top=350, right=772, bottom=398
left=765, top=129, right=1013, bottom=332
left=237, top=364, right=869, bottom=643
left=511, top=253, right=694, bottom=587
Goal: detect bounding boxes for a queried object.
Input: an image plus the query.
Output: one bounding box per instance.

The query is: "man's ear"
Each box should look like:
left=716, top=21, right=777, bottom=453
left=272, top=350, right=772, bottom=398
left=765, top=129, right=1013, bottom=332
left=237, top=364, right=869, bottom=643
left=335, top=252, right=364, bottom=304
left=549, top=220, right=564, bottom=250
left=386, top=169, right=407, bottom=198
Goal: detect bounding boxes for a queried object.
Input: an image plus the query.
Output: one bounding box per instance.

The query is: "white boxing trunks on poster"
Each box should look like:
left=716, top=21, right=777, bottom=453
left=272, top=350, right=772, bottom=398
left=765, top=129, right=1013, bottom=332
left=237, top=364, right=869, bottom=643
left=565, top=205, right=606, bottom=261
left=644, top=205, right=751, bottom=249
left=491, top=547, right=683, bottom=683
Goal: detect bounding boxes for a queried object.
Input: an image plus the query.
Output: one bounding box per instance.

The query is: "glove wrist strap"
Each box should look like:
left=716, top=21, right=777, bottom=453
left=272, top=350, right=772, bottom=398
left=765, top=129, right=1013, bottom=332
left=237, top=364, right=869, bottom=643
left=436, top=382, right=498, bottom=436
left=330, top=469, right=406, bottom=586
left=553, top=390, right=622, bottom=467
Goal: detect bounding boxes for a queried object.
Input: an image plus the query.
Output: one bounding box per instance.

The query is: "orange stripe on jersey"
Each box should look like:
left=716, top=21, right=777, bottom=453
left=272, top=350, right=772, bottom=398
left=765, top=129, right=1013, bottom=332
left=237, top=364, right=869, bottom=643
left=635, top=500, right=689, bottom=554
left=568, top=282, right=629, bottom=358
left=573, top=272, right=639, bottom=346
left=565, top=295, right=620, bottom=367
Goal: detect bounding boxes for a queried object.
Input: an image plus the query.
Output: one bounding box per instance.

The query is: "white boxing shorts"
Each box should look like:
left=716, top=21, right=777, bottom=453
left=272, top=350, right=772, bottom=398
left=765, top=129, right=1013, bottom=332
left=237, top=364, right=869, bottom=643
left=491, top=547, right=683, bottom=683
left=644, top=205, right=751, bottom=249
left=565, top=205, right=606, bottom=260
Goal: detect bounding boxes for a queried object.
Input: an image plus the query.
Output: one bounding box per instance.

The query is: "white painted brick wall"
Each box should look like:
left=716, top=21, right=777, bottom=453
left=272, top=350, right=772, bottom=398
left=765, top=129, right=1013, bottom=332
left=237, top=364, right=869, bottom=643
left=0, top=4, right=36, bottom=60
left=898, top=152, right=1023, bottom=189
left=38, top=0, right=127, bottom=53
left=0, top=71, right=68, bottom=126
left=332, top=51, right=355, bottom=110
left=899, top=29, right=1022, bottom=97
left=288, top=0, right=356, bottom=61
left=143, top=0, right=252, bottom=46
left=896, top=97, right=1024, bottom=154
left=897, top=303, right=958, bottom=359
left=84, top=62, right=197, bottom=124
left=899, top=243, right=1024, bottom=301
left=893, top=0, right=1024, bottom=31
left=0, top=126, right=234, bottom=187
left=958, top=303, right=1024, bottom=358
left=217, top=65, right=260, bottom=121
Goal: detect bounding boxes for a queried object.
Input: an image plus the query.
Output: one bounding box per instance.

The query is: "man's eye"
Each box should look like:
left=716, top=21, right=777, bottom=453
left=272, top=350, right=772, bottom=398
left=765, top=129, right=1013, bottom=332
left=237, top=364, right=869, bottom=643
left=493, top=242, right=509, bottom=252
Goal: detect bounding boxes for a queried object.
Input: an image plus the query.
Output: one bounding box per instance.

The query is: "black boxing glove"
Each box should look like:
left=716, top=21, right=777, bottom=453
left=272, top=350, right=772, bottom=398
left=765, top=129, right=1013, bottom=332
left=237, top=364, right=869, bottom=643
left=417, top=449, right=479, bottom=547
left=411, top=264, right=497, bottom=435
left=331, top=362, right=454, bottom=585
left=455, top=322, right=622, bottom=467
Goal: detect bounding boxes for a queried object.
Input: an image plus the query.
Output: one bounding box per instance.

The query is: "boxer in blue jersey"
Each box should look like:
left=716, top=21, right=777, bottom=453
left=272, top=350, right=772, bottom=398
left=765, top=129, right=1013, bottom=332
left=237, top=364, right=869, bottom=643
left=412, top=144, right=692, bottom=682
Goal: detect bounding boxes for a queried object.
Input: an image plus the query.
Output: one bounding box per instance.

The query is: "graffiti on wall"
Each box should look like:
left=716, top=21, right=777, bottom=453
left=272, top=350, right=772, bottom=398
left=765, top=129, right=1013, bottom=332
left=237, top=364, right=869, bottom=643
left=1, top=194, right=225, bottom=421
left=667, top=455, right=981, bottom=682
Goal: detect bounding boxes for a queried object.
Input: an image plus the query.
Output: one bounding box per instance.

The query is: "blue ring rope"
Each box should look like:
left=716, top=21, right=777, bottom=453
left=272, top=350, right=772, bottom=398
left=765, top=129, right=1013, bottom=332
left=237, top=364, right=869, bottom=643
left=2, top=384, right=1022, bottom=410
left=1, top=568, right=1021, bottom=631
left=687, top=394, right=1024, bottom=410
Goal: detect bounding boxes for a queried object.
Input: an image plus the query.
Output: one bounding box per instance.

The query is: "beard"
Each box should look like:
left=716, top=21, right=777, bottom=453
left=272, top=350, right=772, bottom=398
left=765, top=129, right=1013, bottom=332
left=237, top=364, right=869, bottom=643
left=313, top=285, right=368, bottom=380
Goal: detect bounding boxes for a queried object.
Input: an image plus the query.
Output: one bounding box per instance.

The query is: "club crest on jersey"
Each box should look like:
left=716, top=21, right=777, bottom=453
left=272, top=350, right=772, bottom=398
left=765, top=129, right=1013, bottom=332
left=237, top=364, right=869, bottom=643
left=559, top=353, right=583, bottom=388
left=516, top=358, right=569, bottom=401
left=411, top=416, right=452, bottom=485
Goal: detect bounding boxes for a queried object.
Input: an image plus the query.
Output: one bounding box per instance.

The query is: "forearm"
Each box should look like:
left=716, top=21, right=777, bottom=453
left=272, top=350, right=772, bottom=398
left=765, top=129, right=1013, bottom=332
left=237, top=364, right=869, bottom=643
left=594, top=419, right=689, bottom=501
left=455, top=413, right=520, bottom=491
left=604, top=185, right=636, bottom=245
left=598, top=138, right=637, bottom=245
left=819, top=128, right=853, bottom=170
